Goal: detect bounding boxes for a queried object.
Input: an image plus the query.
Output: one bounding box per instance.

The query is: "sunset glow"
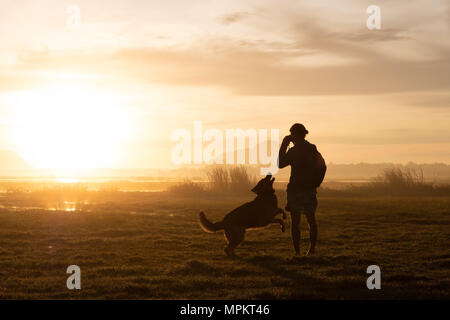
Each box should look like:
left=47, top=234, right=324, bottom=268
left=8, top=82, right=132, bottom=170
left=0, top=0, right=448, bottom=173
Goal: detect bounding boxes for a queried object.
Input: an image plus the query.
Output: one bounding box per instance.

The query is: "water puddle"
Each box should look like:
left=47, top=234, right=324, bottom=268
left=0, top=200, right=90, bottom=213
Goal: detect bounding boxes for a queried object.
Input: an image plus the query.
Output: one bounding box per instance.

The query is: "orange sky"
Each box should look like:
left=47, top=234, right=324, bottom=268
left=0, top=0, right=449, bottom=170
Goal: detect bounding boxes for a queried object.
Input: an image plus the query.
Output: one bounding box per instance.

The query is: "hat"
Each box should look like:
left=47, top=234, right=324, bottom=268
left=290, top=123, right=309, bottom=135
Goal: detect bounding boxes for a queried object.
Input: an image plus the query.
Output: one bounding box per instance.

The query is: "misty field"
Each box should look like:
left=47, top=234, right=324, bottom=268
left=0, top=188, right=449, bottom=300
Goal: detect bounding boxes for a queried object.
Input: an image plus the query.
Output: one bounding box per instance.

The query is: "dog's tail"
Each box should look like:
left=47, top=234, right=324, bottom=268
left=199, top=211, right=224, bottom=233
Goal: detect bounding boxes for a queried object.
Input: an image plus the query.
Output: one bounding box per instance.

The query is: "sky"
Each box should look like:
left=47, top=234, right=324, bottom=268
left=0, top=0, right=449, bottom=171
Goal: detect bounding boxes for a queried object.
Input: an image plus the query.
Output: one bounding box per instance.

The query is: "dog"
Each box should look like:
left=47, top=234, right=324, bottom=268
left=199, top=174, right=286, bottom=257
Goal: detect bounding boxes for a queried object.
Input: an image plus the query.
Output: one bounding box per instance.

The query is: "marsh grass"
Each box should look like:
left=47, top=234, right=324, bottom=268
left=168, top=165, right=256, bottom=196
left=322, top=167, right=450, bottom=197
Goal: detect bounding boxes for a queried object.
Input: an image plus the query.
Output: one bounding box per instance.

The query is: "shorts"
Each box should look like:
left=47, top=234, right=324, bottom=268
left=285, top=190, right=318, bottom=215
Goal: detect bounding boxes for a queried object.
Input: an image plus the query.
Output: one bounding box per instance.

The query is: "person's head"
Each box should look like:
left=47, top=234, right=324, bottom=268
left=289, top=123, right=308, bottom=144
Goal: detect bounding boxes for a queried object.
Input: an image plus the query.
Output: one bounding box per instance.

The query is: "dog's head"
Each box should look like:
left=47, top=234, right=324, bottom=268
left=251, top=174, right=275, bottom=195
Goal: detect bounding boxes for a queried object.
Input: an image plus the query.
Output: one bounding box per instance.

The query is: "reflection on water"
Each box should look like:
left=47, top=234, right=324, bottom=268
left=48, top=201, right=88, bottom=213
left=0, top=176, right=186, bottom=214
left=0, top=177, right=179, bottom=192
left=0, top=201, right=89, bottom=213
left=129, top=211, right=157, bottom=216
left=58, top=178, right=80, bottom=184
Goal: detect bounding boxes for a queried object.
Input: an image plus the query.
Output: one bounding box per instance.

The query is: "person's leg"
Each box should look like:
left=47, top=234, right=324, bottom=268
left=271, top=218, right=285, bottom=232
left=290, top=211, right=301, bottom=255
left=276, top=207, right=287, bottom=219
left=304, top=198, right=318, bottom=256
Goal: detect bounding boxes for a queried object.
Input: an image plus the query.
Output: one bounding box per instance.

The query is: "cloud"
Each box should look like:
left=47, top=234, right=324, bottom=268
left=314, top=132, right=450, bottom=145
left=404, top=94, right=450, bottom=108
left=220, top=12, right=250, bottom=25
left=327, top=29, right=411, bottom=43
left=2, top=40, right=449, bottom=97
left=1, top=1, right=449, bottom=96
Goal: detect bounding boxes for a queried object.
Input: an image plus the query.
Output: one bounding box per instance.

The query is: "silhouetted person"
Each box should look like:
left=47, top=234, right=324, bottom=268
left=278, top=123, right=326, bottom=257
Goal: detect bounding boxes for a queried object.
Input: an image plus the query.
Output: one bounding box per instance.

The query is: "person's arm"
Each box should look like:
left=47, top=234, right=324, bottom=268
left=278, top=136, right=291, bottom=168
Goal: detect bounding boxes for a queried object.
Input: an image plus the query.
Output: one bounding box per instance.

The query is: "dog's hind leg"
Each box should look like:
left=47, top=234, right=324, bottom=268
left=224, top=227, right=245, bottom=257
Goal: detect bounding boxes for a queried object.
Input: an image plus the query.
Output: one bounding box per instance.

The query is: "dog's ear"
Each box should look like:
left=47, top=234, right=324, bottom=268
left=271, top=177, right=275, bottom=183
left=251, top=180, right=261, bottom=193
left=265, top=174, right=272, bottom=180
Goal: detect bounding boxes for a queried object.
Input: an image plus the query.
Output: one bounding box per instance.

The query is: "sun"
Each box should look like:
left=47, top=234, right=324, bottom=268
left=10, top=83, right=132, bottom=172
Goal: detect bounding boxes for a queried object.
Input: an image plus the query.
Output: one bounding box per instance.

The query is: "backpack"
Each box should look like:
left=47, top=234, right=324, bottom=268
left=286, top=141, right=327, bottom=190
left=304, top=143, right=326, bottom=188
left=312, top=149, right=327, bottom=188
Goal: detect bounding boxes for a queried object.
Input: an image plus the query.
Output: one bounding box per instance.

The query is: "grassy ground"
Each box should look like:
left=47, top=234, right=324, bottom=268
left=0, top=191, right=448, bottom=299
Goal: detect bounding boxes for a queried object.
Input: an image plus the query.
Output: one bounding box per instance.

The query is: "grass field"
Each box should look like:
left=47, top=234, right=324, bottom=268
left=0, top=190, right=449, bottom=299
